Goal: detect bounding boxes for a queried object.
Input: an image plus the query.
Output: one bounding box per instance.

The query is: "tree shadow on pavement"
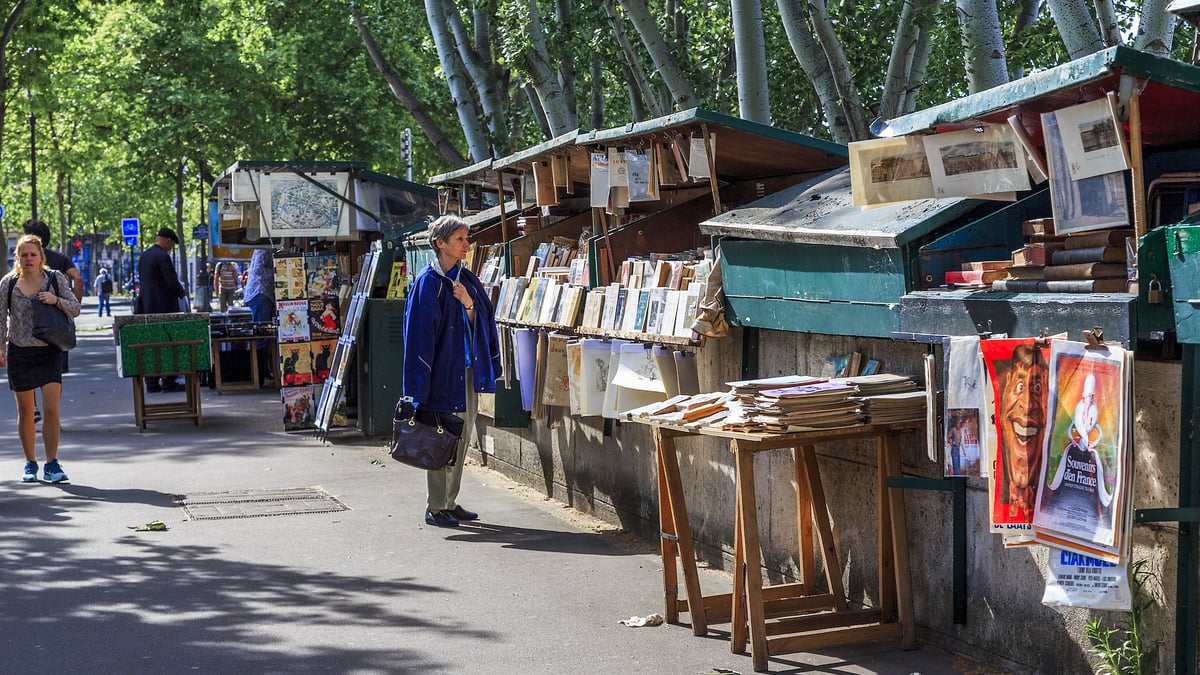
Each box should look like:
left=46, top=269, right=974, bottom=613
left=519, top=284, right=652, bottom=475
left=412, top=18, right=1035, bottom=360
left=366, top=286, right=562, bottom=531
left=0, top=535, right=494, bottom=673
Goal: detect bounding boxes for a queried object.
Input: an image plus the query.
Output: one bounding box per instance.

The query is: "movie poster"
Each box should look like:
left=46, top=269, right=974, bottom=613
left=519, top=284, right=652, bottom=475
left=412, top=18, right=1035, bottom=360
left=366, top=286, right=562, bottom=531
left=1033, top=340, right=1127, bottom=548
left=981, top=338, right=1053, bottom=530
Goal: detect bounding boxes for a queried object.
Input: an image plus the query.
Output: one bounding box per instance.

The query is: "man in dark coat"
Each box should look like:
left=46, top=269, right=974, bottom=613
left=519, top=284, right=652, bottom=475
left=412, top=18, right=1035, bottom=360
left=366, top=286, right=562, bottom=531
left=136, top=227, right=188, bottom=392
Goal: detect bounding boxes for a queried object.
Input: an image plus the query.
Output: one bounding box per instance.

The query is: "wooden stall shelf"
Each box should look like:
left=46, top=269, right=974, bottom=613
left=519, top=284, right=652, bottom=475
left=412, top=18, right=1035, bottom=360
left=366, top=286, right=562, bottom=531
left=637, top=415, right=920, bottom=672
left=211, top=336, right=280, bottom=393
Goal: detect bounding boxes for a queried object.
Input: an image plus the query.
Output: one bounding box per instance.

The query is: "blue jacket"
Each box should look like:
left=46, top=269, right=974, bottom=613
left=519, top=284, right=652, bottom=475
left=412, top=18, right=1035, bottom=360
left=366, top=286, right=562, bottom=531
left=402, top=260, right=501, bottom=413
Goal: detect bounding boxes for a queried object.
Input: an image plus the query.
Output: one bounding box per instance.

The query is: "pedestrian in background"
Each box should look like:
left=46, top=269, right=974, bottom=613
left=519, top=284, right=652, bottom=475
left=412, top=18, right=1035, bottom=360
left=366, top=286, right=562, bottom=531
left=403, top=216, right=502, bottom=528
left=215, top=260, right=239, bottom=312
left=243, top=249, right=276, bottom=385
left=93, top=267, right=114, bottom=316
left=135, top=227, right=187, bottom=392
left=0, top=234, right=81, bottom=483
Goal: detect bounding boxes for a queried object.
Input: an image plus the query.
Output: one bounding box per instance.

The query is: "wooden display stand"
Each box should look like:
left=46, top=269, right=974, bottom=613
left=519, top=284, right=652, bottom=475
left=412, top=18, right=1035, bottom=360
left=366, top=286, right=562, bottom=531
left=647, top=421, right=919, bottom=672
left=210, top=336, right=279, bottom=392
left=127, top=340, right=204, bottom=430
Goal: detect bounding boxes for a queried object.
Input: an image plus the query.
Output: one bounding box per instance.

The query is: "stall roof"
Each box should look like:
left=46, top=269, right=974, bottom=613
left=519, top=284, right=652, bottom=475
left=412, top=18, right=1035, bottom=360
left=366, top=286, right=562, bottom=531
left=427, top=158, right=503, bottom=189
left=879, top=46, right=1200, bottom=151
left=492, top=129, right=581, bottom=171
left=701, top=167, right=980, bottom=248
left=576, top=108, right=847, bottom=179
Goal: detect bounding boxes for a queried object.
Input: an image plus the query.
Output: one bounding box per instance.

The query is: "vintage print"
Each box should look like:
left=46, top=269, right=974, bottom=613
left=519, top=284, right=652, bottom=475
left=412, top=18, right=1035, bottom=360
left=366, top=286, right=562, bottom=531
left=924, top=125, right=1031, bottom=199
left=1042, top=110, right=1131, bottom=235
left=849, top=136, right=935, bottom=206
left=1054, top=98, right=1129, bottom=181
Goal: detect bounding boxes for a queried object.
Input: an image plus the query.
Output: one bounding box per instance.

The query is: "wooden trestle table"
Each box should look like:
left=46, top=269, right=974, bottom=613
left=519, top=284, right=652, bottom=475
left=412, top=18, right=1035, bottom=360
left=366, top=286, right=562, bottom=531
left=646, top=420, right=922, bottom=672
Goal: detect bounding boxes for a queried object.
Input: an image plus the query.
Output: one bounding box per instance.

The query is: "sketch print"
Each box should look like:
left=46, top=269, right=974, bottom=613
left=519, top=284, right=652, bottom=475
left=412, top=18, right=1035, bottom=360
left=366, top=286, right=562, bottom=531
left=849, top=136, right=935, bottom=206
left=1041, top=110, right=1130, bottom=234
left=923, top=125, right=1030, bottom=199
left=263, top=173, right=348, bottom=237
left=1033, top=341, right=1126, bottom=547
left=1054, top=98, right=1129, bottom=181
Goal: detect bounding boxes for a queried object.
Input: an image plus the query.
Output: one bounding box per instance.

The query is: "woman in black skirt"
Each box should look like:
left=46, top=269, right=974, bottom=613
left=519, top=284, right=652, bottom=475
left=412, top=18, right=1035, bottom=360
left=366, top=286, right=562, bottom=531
left=0, top=234, right=81, bottom=483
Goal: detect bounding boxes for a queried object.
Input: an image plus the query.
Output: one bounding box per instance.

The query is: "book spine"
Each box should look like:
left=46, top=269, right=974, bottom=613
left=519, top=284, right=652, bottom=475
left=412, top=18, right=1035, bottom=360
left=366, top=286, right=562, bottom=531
left=1049, top=246, right=1123, bottom=265
left=1043, top=262, right=1126, bottom=280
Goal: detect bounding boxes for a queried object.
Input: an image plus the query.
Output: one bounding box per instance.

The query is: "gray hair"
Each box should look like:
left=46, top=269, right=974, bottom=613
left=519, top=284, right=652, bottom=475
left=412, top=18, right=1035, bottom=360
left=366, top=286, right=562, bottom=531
left=428, top=215, right=468, bottom=244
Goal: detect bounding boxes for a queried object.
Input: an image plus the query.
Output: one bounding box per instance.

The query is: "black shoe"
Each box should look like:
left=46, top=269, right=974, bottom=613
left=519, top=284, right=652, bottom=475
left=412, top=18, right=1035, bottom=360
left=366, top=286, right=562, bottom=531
left=424, top=509, right=459, bottom=528
left=33, top=407, right=42, bottom=424
left=449, top=505, right=479, bottom=521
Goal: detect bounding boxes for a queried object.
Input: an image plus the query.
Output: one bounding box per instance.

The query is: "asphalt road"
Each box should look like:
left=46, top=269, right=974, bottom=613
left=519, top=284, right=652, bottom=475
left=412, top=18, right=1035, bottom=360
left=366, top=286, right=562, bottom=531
left=0, top=297, right=998, bottom=674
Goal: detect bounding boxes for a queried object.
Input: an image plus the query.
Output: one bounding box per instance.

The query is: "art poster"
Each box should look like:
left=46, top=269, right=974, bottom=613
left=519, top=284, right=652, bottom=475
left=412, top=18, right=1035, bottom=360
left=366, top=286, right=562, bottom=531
left=612, top=342, right=667, bottom=414
left=541, top=333, right=571, bottom=408
left=981, top=338, right=1052, bottom=530
left=309, top=297, right=341, bottom=338
left=261, top=172, right=350, bottom=238
left=589, top=152, right=610, bottom=209
left=279, top=342, right=313, bottom=387
left=274, top=255, right=307, bottom=300
left=566, top=340, right=584, bottom=415
left=848, top=136, right=935, bottom=206
left=282, top=386, right=316, bottom=431
left=600, top=339, right=631, bottom=419
left=310, top=338, right=336, bottom=384
left=305, top=254, right=340, bottom=297
left=1033, top=340, right=1127, bottom=548
left=577, top=339, right=610, bottom=417
left=923, top=124, right=1031, bottom=199
left=944, top=336, right=988, bottom=477
left=277, top=300, right=311, bottom=343
left=1042, top=547, right=1131, bottom=611
left=1053, top=97, right=1129, bottom=181
left=1042, top=110, right=1131, bottom=235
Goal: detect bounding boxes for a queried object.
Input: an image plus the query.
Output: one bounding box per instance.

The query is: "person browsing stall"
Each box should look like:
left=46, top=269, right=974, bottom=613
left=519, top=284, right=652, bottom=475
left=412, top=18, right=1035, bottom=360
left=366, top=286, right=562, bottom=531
left=135, top=227, right=188, bottom=392
left=403, top=216, right=502, bottom=528
left=0, top=235, right=82, bottom=483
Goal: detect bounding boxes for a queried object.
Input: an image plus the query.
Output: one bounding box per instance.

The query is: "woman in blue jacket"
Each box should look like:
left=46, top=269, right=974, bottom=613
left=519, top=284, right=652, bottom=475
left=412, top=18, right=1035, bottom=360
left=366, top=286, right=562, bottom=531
left=404, top=216, right=502, bottom=527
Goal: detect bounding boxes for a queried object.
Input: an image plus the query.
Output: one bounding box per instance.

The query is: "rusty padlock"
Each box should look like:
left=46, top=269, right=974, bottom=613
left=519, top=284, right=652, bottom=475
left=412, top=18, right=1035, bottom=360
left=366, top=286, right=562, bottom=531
left=1147, top=275, right=1163, bottom=304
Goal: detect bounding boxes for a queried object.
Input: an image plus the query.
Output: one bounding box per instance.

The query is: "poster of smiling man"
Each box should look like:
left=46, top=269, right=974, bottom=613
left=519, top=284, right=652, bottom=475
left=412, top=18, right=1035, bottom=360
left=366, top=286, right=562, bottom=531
left=1033, top=340, right=1127, bottom=550
left=981, top=338, right=1052, bottom=529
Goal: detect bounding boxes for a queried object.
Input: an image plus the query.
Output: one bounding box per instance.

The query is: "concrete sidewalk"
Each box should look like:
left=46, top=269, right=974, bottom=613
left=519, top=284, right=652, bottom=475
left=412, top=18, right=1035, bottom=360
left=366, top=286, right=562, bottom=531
left=0, top=300, right=1002, bottom=674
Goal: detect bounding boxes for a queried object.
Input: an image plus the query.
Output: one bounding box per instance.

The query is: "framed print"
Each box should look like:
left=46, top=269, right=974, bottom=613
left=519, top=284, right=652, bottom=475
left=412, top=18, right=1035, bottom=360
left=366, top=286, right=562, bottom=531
left=1054, top=97, right=1129, bottom=181
left=1042, top=110, right=1131, bottom=235
left=849, top=136, right=935, bottom=206
left=924, top=124, right=1030, bottom=199
left=261, top=172, right=351, bottom=238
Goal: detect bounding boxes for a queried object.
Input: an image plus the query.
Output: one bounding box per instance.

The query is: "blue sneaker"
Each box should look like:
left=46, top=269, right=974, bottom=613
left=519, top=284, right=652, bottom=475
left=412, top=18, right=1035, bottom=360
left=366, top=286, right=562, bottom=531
left=21, top=461, right=39, bottom=483
left=43, top=459, right=68, bottom=483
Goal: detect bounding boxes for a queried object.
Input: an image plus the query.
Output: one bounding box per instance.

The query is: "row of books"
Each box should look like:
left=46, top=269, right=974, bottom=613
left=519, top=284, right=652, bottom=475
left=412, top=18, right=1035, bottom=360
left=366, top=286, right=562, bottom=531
left=619, top=255, right=708, bottom=291
left=578, top=283, right=702, bottom=339
left=494, top=277, right=587, bottom=326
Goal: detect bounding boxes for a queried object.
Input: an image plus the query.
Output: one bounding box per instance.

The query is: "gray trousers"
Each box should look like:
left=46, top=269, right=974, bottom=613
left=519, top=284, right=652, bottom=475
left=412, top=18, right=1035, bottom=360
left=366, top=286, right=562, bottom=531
left=427, top=374, right=478, bottom=511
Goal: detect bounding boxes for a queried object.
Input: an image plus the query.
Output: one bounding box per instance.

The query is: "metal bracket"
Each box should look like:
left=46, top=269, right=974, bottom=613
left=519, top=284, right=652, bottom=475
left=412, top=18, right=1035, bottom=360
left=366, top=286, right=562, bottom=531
left=886, top=475, right=968, bottom=625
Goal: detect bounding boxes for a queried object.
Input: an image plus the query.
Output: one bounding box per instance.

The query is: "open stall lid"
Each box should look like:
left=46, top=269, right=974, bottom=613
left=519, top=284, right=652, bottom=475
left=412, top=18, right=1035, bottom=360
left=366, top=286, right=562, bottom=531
left=701, top=167, right=978, bottom=248
left=577, top=107, right=846, bottom=180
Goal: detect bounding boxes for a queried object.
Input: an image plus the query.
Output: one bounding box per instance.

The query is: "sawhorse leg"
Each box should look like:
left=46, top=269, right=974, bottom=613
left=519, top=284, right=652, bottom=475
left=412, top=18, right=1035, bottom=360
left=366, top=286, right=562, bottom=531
left=656, top=427, right=710, bottom=635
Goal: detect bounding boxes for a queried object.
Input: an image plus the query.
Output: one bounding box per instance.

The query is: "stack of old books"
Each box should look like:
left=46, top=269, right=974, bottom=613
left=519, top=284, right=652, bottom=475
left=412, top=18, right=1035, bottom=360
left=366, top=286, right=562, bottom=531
left=623, top=391, right=737, bottom=430
left=995, top=218, right=1133, bottom=293
left=837, top=374, right=926, bottom=424
left=748, top=380, right=863, bottom=432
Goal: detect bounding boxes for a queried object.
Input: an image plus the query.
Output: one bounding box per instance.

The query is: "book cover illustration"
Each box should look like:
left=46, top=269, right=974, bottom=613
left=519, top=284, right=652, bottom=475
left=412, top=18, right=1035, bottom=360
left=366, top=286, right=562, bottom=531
left=310, top=338, right=336, bottom=383
left=282, top=385, right=316, bottom=431
left=279, top=342, right=313, bottom=387
left=309, top=297, right=341, bottom=338
left=273, top=255, right=307, bottom=300
left=305, top=254, right=339, bottom=297
left=276, top=300, right=311, bottom=342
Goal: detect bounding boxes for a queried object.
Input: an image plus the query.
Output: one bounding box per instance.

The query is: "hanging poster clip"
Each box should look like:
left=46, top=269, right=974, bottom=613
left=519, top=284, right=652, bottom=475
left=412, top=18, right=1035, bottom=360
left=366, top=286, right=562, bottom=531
left=1083, top=326, right=1109, bottom=351
left=1034, top=327, right=1051, bottom=348
left=975, top=320, right=994, bottom=340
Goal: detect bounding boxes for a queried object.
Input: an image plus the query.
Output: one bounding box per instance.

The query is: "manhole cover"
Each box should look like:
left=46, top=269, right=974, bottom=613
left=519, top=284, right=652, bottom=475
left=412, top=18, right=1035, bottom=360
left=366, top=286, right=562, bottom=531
left=174, top=487, right=350, bottom=520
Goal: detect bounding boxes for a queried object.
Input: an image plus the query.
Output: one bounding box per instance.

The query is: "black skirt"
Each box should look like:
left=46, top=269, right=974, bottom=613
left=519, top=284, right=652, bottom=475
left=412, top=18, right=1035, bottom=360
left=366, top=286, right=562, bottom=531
left=7, top=343, right=64, bottom=392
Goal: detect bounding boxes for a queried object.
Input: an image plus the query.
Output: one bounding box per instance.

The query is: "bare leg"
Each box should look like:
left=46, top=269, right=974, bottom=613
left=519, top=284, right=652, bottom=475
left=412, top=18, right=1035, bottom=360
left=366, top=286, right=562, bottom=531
left=15, top=390, right=37, bottom=461
left=40, top=383, right=62, bottom=462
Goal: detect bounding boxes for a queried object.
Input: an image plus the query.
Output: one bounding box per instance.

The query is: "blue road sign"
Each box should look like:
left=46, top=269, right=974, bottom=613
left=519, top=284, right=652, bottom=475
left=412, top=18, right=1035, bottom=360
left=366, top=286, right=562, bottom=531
left=0, top=204, right=6, bottom=219
left=122, top=217, right=139, bottom=247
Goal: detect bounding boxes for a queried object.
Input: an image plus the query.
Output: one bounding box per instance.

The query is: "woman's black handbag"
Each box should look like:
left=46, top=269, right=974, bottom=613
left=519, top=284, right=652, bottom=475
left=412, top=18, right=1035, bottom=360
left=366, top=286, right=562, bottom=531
left=389, top=397, right=463, bottom=470
left=6, top=275, right=76, bottom=351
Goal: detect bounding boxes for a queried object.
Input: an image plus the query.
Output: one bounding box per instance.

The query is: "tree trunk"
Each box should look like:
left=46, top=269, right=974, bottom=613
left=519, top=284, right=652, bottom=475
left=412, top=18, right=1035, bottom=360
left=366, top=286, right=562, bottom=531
left=776, top=0, right=853, bottom=142
left=174, top=162, right=188, bottom=292
left=1133, top=0, right=1176, bottom=56
left=1093, top=0, right=1122, bottom=47
left=602, top=0, right=665, bottom=118
left=956, top=0, right=1009, bottom=93
left=443, top=0, right=511, bottom=156
left=523, top=0, right=577, bottom=135
left=524, top=83, right=552, bottom=139
left=1, top=0, right=28, bottom=173
left=619, top=0, right=697, bottom=110
left=591, top=55, right=607, bottom=130
left=902, top=25, right=933, bottom=114
left=349, top=2, right=467, bottom=168
left=731, top=0, right=770, bottom=123
left=879, top=0, right=938, bottom=120
left=554, top=0, right=579, bottom=120
left=805, top=0, right=870, bottom=140
left=1044, top=0, right=1103, bottom=59
left=425, top=0, right=491, bottom=162
left=1010, top=0, right=1042, bottom=78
